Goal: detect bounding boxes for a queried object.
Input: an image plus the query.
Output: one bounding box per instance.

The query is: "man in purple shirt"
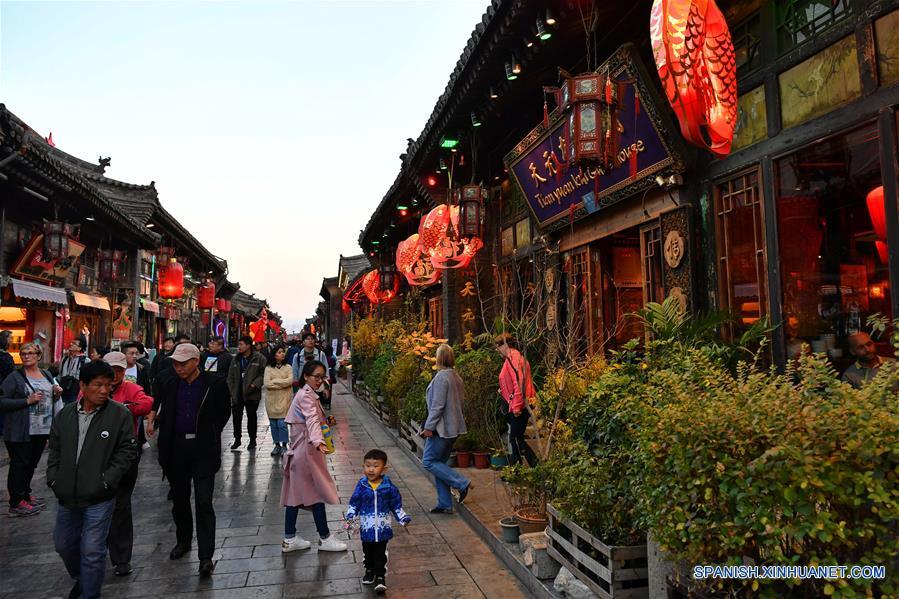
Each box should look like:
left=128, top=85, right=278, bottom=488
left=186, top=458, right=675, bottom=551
left=154, top=344, right=231, bottom=578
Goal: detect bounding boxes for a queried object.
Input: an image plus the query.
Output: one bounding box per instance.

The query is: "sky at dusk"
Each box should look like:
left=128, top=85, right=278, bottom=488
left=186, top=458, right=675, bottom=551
left=0, top=0, right=487, bottom=332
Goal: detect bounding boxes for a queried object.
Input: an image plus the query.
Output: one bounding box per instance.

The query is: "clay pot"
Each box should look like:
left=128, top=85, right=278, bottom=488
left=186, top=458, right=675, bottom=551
left=456, top=451, right=473, bottom=468
left=473, top=452, right=491, bottom=469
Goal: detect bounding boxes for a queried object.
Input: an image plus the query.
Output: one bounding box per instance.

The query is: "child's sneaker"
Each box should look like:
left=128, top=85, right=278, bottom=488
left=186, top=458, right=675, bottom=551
left=318, top=536, right=348, bottom=552
left=362, top=570, right=375, bottom=585
left=8, top=500, right=40, bottom=517
left=281, top=536, right=311, bottom=552
left=27, top=494, right=46, bottom=508
left=374, top=576, right=387, bottom=593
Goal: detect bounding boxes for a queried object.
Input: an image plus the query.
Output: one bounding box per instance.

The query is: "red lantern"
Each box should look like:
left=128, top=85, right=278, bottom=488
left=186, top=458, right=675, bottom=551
left=396, top=234, right=442, bottom=286
left=418, top=205, right=452, bottom=254
left=156, top=246, right=175, bottom=268
left=650, top=0, right=737, bottom=157
left=341, top=299, right=352, bottom=314
left=428, top=206, right=484, bottom=270
left=361, top=270, right=398, bottom=304
left=197, top=281, right=216, bottom=309
left=216, top=298, right=232, bottom=312
left=458, top=185, right=486, bottom=238
left=158, top=259, right=184, bottom=299
left=379, top=263, right=397, bottom=292
left=560, top=73, right=617, bottom=167
left=876, top=241, right=889, bottom=265
left=201, top=311, right=211, bottom=326
left=43, top=221, right=72, bottom=261
left=867, top=186, right=886, bottom=240
left=98, top=249, right=127, bottom=282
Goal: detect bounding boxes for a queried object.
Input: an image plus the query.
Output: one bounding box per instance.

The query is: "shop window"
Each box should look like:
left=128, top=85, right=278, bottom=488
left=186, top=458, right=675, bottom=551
left=776, top=0, right=852, bottom=54
left=779, top=35, right=861, bottom=130
left=641, top=225, right=665, bottom=306
left=732, top=86, right=768, bottom=151
left=595, top=231, right=645, bottom=348
left=775, top=123, right=890, bottom=363
left=875, top=9, right=899, bottom=87
left=428, top=297, right=444, bottom=339
left=715, top=169, right=767, bottom=336
left=733, top=12, right=762, bottom=77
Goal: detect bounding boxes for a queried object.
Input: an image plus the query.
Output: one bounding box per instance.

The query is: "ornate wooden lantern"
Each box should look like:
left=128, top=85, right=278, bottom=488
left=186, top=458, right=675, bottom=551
left=158, top=258, right=184, bottom=299
left=156, top=246, right=175, bottom=268
left=98, top=249, right=127, bottom=282
left=458, top=185, right=486, bottom=238
left=560, top=73, right=618, bottom=167
left=379, top=262, right=397, bottom=292
left=362, top=269, right=398, bottom=304
left=43, top=221, right=72, bottom=261
left=197, top=281, right=216, bottom=309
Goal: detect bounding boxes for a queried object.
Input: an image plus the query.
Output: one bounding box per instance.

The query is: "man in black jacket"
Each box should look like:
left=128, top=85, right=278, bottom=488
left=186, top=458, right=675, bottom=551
left=200, top=335, right=232, bottom=382
left=155, top=343, right=231, bottom=577
left=48, top=360, right=138, bottom=599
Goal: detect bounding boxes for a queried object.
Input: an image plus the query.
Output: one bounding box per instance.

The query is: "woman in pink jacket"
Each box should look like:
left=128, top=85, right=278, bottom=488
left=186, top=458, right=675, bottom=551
left=495, top=334, right=539, bottom=466
left=280, top=359, right=347, bottom=553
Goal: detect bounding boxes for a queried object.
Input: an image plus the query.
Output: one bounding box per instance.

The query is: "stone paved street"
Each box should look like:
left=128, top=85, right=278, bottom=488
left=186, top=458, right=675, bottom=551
left=0, top=383, right=531, bottom=599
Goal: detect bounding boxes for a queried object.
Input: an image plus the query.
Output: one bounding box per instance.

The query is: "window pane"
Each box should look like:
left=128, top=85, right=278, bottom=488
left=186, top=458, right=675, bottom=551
left=775, top=123, right=891, bottom=363
left=776, top=0, right=852, bottom=53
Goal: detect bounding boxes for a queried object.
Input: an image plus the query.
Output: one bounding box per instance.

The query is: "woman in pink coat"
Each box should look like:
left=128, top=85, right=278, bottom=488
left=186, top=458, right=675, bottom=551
left=280, top=359, right=347, bottom=553
left=495, top=333, right=539, bottom=466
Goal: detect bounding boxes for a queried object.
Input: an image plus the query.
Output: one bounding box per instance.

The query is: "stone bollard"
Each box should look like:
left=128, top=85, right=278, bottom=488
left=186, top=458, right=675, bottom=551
left=553, top=566, right=598, bottom=598
left=647, top=533, right=675, bottom=599
left=518, top=532, right=561, bottom=580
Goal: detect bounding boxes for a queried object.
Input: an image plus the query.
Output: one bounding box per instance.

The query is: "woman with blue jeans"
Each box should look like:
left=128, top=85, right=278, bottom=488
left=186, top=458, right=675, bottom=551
left=421, top=344, right=472, bottom=514
left=263, top=347, right=292, bottom=457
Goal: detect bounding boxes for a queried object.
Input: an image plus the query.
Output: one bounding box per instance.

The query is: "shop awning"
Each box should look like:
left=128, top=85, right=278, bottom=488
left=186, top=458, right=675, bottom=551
left=11, top=279, right=68, bottom=304
left=140, top=298, right=159, bottom=314
left=72, top=291, right=111, bottom=311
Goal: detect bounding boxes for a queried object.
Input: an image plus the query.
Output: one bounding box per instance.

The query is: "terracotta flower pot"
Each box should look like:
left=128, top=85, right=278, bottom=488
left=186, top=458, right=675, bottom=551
left=456, top=451, right=473, bottom=468
left=514, top=506, right=548, bottom=534
left=473, top=452, right=490, bottom=469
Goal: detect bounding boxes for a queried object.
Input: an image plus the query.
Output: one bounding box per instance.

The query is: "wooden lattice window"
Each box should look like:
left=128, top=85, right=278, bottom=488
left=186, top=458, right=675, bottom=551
left=715, top=169, right=767, bottom=334
left=776, top=0, right=852, bottom=54
left=428, top=297, right=444, bottom=339
left=568, top=249, right=591, bottom=358
left=641, top=225, right=665, bottom=305
left=733, top=12, right=762, bottom=77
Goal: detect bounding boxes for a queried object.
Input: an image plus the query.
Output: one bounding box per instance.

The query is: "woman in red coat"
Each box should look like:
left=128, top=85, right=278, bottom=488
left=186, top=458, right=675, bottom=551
left=495, top=334, right=539, bottom=466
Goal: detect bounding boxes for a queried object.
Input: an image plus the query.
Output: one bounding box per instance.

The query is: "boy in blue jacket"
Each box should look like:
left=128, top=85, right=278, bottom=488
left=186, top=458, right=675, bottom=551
left=345, top=449, right=411, bottom=593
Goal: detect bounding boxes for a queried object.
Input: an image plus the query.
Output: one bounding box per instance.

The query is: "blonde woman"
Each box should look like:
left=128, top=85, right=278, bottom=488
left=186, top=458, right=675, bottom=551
left=0, top=341, right=62, bottom=516
left=421, top=344, right=471, bottom=513
left=264, top=346, right=293, bottom=456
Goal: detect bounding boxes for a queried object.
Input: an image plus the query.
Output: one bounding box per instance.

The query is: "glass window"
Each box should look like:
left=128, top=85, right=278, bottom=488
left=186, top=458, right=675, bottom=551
left=642, top=225, right=665, bottom=306
left=733, top=12, right=762, bottom=77
left=775, top=123, right=891, bottom=363
left=776, top=0, right=852, bottom=53
left=715, top=169, right=767, bottom=336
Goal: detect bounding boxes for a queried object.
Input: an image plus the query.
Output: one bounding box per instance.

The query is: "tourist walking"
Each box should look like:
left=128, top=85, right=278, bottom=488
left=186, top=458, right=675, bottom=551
left=58, top=337, right=89, bottom=405
left=149, top=336, right=175, bottom=384
left=154, top=343, right=231, bottom=577
left=0, top=341, right=63, bottom=516
left=263, top=345, right=292, bottom=457
left=281, top=360, right=347, bottom=554
left=120, top=341, right=152, bottom=395
left=345, top=449, right=411, bottom=593
left=48, top=360, right=138, bottom=599
left=101, top=351, right=154, bottom=576
left=495, top=333, right=539, bottom=466
left=0, top=330, right=14, bottom=436
left=291, top=333, right=330, bottom=399
left=227, top=335, right=267, bottom=450
left=200, top=335, right=232, bottom=382
left=421, top=344, right=472, bottom=513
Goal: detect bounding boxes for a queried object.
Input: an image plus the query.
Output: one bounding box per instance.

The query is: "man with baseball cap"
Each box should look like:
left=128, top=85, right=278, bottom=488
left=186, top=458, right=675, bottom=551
left=101, top=351, right=154, bottom=577
left=154, top=343, right=231, bottom=578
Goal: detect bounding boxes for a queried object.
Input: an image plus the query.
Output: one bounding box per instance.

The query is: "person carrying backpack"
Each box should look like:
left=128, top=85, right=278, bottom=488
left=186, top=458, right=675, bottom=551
left=58, top=337, right=90, bottom=405
left=291, top=333, right=330, bottom=406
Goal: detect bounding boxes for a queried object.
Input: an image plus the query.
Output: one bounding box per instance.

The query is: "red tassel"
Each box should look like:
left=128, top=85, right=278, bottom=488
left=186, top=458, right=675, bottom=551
left=634, top=89, right=640, bottom=117
left=604, top=75, right=613, bottom=105
left=630, top=85, right=640, bottom=178
left=630, top=147, right=638, bottom=178
left=543, top=99, right=549, bottom=128
left=594, top=169, right=601, bottom=199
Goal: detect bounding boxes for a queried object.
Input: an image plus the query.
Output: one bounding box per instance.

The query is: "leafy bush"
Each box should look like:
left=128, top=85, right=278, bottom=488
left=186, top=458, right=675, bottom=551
left=456, top=347, right=504, bottom=450
left=365, top=347, right=396, bottom=397
left=400, top=371, right=431, bottom=424
left=385, top=353, right=422, bottom=415
left=634, top=354, right=899, bottom=598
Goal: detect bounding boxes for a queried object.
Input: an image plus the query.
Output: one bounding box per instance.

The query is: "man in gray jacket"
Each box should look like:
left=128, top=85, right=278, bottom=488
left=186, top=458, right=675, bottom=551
left=227, top=335, right=267, bottom=450
left=48, top=360, right=138, bottom=599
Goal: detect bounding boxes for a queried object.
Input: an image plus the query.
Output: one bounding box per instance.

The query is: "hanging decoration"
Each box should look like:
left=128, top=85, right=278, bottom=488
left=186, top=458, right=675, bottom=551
left=341, top=298, right=352, bottom=314
left=361, top=269, right=398, bottom=304
left=458, top=185, right=486, bottom=238
left=216, top=297, right=232, bottom=312
left=418, top=204, right=453, bottom=255
left=197, top=280, right=216, bottom=309
left=98, top=249, right=127, bottom=282
left=650, top=0, right=737, bottom=157
left=158, top=258, right=185, bottom=299
left=396, top=234, right=442, bottom=286
left=379, top=263, right=397, bottom=292
left=249, top=308, right=268, bottom=341
left=558, top=72, right=619, bottom=169
left=866, top=185, right=889, bottom=263
left=156, top=246, right=175, bottom=268
left=43, top=221, right=74, bottom=261
left=428, top=205, right=484, bottom=270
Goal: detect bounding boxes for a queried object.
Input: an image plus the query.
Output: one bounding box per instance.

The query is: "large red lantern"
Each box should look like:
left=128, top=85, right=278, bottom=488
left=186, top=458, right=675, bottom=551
left=216, top=298, right=231, bottom=312
left=560, top=73, right=618, bottom=167
left=418, top=205, right=452, bottom=255
left=428, top=206, right=484, bottom=270
left=197, top=281, right=216, bottom=309
left=458, top=185, right=486, bottom=239
left=396, top=234, right=442, bottom=286
left=867, top=186, right=886, bottom=240
left=158, top=259, right=184, bottom=299
left=98, top=249, right=127, bottom=282
left=651, top=0, right=737, bottom=157
left=361, top=269, right=398, bottom=304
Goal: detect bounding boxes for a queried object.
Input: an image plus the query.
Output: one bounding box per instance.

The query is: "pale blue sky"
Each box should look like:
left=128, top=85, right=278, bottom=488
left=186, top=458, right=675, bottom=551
left=1, top=0, right=487, bottom=332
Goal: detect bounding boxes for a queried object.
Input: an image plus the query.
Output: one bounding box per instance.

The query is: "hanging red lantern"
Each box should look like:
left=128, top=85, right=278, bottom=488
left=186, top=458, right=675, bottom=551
left=867, top=185, right=886, bottom=240
left=361, top=269, right=398, bottom=304
left=379, top=263, right=397, bottom=292
left=418, top=204, right=452, bottom=255
left=216, top=298, right=232, bottom=312
left=650, top=0, right=737, bottom=157
left=201, top=311, right=211, bottom=326
left=43, top=221, right=72, bottom=261
left=428, top=206, right=484, bottom=270
left=341, top=298, right=352, bottom=314
left=156, top=246, right=175, bottom=268
left=98, top=249, right=127, bottom=282
left=396, top=234, right=442, bottom=286
left=560, top=73, right=617, bottom=167
left=459, top=185, right=486, bottom=238
left=876, top=241, right=889, bottom=265
left=197, top=281, right=216, bottom=309
left=158, top=259, right=184, bottom=299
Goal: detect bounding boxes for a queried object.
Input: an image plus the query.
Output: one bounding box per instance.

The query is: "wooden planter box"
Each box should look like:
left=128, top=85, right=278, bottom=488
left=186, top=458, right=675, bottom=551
left=545, top=503, right=649, bottom=599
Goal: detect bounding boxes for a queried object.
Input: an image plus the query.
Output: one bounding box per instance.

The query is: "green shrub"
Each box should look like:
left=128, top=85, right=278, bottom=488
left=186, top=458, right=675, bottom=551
left=385, top=353, right=424, bottom=415
left=400, top=371, right=430, bottom=424
left=366, top=346, right=396, bottom=397
left=634, top=354, right=899, bottom=598
left=456, top=347, right=504, bottom=450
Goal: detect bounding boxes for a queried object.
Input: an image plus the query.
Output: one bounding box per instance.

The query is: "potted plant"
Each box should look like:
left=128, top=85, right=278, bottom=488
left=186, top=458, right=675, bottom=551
left=489, top=451, right=509, bottom=469
left=454, top=434, right=475, bottom=468
left=502, top=463, right=550, bottom=534
left=499, top=516, right=520, bottom=544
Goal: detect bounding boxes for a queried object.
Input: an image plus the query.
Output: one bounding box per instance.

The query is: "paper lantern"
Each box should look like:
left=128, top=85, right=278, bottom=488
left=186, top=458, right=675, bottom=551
left=158, top=259, right=184, bottom=299
left=458, top=185, right=486, bottom=238
left=341, top=299, right=352, bottom=314
left=867, top=186, right=886, bottom=240
left=428, top=206, right=484, bottom=270
left=876, top=241, right=889, bottom=265
left=361, top=269, right=398, bottom=304
left=216, top=298, right=231, bottom=312
left=560, top=73, right=617, bottom=167
left=650, top=0, right=737, bottom=157
left=197, top=281, right=216, bottom=309
left=396, top=234, right=442, bottom=286
left=98, top=249, right=127, bottom=282
left=43, top=221, right=72, bottom=261
left=418, top=205, right=452, bottom=254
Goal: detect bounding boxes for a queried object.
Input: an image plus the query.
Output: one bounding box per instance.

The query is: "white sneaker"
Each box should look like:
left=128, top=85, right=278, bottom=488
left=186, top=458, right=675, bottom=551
left=317, top=535, right=348, bottom=552
left=281, top=536, right=311, bottom=552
